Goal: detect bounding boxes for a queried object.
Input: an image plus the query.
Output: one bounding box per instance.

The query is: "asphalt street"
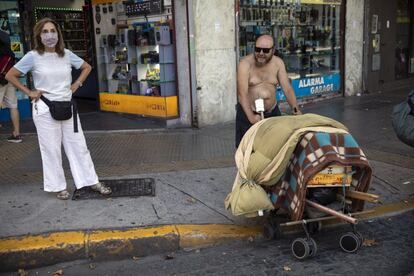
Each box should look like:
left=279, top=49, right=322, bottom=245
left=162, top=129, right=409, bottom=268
left=6, top=210, right=414, bottom=276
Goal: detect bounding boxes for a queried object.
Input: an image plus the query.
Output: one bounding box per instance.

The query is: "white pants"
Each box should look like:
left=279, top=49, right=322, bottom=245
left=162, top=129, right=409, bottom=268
left=33, top=100, right=99, bottom=192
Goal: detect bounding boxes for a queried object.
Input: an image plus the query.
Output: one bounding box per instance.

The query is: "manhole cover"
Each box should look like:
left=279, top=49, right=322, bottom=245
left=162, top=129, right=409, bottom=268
left=72, top=178, right=155, bottom=200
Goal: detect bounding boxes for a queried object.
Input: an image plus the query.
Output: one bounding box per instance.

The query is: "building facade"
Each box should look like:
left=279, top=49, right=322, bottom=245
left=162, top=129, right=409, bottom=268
left=1, top=0, right=413, bottom=127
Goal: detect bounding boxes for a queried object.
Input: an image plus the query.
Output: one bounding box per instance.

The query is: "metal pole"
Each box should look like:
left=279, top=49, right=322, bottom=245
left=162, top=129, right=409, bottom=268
left=280, top=210, right=372, bottom=227
left=305, top=199, right=358, bottom=224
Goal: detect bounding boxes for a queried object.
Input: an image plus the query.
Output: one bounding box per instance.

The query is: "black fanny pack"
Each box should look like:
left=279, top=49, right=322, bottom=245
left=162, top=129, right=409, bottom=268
left=40, top=95, right=78, bottom=132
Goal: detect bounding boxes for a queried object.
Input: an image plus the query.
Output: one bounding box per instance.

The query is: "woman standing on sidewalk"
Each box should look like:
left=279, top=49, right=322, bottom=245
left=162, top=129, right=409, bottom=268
left=5, top=18, right=111, bottom=199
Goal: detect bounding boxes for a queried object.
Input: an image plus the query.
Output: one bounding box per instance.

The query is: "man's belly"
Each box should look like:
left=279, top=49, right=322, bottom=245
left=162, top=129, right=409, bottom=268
left=248, top=84, right=277, bottom=112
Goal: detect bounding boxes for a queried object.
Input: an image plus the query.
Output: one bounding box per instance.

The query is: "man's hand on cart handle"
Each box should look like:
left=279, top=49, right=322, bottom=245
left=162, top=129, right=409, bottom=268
left=292, top=106, right=302, bottom=115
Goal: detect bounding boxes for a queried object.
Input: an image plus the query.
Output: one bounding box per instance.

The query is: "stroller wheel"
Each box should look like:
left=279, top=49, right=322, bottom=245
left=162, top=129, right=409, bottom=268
left=355, top=231, right=364, bottom=248
left=339, top=232, right=360, bottom=253
left=308, top=237, right=318, bottom=257
left=291, top=238, right=310, bottom=260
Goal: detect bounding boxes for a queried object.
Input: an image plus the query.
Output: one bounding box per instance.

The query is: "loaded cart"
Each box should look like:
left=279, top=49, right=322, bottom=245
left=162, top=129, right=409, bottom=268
left=225, top=114, right=378, bottom=260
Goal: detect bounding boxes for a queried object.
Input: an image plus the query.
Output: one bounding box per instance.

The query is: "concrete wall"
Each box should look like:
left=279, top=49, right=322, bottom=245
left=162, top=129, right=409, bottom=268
left=169, top=0, right=192, bottom=127
left=189, top=0, right=237, bottom=126
left=345, top=0, right=365, bottom=96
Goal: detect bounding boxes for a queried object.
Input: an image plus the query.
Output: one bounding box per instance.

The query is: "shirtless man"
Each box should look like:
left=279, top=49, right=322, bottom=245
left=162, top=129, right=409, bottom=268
left=235, top=34, right=301, bottom=148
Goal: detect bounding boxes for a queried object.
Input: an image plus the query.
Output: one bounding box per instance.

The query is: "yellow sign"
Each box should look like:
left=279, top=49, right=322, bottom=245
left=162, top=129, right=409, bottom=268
left=99, top=93, right=178, bottom=118
left=308, top=173, right=351, bottom=186
left=301, top=0, right=341, bottom=4
left=11, top=42, right=21, bottom=52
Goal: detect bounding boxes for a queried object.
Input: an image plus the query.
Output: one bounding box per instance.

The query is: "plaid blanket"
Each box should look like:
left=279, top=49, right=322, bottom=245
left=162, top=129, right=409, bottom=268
left=268, top=131, right=372, bottom=221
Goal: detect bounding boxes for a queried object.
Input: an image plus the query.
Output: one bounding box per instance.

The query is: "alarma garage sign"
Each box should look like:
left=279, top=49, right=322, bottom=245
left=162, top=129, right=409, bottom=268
left=277, top=73, right=341, bottom=101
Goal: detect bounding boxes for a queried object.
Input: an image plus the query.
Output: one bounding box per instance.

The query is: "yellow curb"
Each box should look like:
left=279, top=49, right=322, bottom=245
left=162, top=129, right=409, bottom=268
left=176, top=224, right=262, bottom=248
left=0, top=226, right=179, bottom=253
left=0, top=231, right=85, bottom=252
left=0, top=198, right=413, bottom=271
left=358, top=197, right=414, bottom=220
left=88, top=225, right=178, bottom=242
left=1, top=198, right=413, bottom=254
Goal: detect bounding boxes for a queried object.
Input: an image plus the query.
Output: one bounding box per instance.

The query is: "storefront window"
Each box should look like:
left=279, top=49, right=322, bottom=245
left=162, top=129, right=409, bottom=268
left=93, top=0, right=178, bottom=118
left=395, top=0, right=413, bottom=79
left=238, top=0, right=342, bottom=100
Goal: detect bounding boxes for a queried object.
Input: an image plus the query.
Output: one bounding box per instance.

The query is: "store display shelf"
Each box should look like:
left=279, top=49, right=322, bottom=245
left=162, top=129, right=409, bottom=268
left=287, top=66, right=310, bottom=71
left=136, top=45, right=158, bottom=48
left=277, top=23, right=318, bottom=27
left=107, top=78, right=130, bottom=82
left=314, top=46, right=341, bottom=51
left=140, top=79, right=175, bottom=84
left=240, top=21, right=321, bottom=27
left=55, top=18, right=84, bottom=22
left=141, top=79, right=160, bottom=83
left=281, top=47, right=340, bottom=56
left=305, top=73, right=324, bottom=78
left=104, top=62, right=129, bottom=65
left=239, top=4, right=301, bottom=9
left=240, top=21, right=274, bottom=26
left=282, top=52, right=335, bottom=58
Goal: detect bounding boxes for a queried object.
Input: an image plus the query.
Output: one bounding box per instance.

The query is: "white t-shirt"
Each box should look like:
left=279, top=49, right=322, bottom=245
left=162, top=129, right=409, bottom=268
left=14, top=49, right=84, bottom=101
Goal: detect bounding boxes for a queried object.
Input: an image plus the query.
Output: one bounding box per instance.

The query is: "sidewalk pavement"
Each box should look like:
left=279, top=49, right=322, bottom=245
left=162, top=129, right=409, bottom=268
left=1, top=89, right=414, bottom=271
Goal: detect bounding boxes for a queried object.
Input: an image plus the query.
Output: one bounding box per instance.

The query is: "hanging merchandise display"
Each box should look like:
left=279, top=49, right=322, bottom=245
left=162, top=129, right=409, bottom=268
left=238, top=0, right=342, bottom=101
left=93, top=0, right=178, bottom=118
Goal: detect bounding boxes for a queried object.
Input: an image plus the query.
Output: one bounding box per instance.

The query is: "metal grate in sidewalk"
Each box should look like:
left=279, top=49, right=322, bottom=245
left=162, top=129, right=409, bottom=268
left=72, top=178, right=156, bottom=200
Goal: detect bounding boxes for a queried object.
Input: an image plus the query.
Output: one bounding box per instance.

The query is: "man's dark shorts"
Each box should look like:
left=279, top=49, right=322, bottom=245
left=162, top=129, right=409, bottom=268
left=235, top=103, right=281, bottom=148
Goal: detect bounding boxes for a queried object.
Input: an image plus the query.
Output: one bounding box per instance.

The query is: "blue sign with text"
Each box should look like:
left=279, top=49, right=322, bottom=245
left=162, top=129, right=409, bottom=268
left=276, top=73, right=341, bottom=101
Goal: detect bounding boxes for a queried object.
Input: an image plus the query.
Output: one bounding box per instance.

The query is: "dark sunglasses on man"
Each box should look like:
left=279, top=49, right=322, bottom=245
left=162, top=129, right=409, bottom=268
left=254, top=46, right=273, bottom=54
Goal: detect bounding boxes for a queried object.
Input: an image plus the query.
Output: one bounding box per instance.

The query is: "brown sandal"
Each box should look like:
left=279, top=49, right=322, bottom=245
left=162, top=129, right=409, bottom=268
left=91, top=182, right=112, bottom=195
left=57, top=190, right=70, bottom=200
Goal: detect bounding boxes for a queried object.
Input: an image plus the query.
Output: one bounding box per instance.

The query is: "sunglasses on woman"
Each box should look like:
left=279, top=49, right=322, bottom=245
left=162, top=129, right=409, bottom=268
left=254, top=46, right=273, bottom=54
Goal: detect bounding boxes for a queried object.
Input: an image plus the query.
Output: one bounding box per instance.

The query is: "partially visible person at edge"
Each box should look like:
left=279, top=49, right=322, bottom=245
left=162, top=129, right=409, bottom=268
left=0, top=28, right=22, bottom=143
left=5, top=18, right=111, bottom=200
left=236, top=34, right=302, bottom=148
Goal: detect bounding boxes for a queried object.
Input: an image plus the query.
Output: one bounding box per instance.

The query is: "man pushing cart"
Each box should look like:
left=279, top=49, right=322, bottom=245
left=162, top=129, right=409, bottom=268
left=225, top=113, right=378, bottom=259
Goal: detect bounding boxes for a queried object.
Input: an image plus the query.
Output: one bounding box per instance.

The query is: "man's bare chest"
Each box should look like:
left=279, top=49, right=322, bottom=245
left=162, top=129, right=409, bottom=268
left=249, top=66, right=279, bottom=86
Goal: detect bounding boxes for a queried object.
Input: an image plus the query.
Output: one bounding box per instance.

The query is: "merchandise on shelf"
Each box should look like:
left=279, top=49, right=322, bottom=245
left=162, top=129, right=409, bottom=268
left=145, top=67, right=160, bottom=81
left=141, top=51, right=159, bottom=64
left=98, top=3, right=175, bottom=97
